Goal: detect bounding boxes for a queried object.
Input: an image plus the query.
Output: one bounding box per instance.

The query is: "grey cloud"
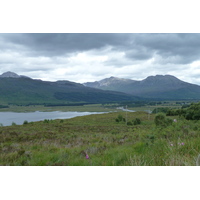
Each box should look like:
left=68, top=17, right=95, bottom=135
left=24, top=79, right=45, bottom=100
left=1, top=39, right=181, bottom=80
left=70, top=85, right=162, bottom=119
left=2, top=33, right=200, bottom=65
left=130, top=33, right=200, bottom=64
left=1, top=33, right=132, bottom=57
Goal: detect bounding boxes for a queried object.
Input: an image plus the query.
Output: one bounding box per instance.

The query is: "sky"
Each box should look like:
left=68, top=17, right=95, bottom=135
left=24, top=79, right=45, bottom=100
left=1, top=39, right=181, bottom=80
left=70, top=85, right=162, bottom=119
left=1, top=33, right=200, bottom=85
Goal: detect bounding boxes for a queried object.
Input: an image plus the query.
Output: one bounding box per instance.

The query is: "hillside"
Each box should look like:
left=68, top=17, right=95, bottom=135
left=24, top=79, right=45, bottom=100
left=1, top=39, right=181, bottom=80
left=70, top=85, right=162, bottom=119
left=84, top=75, right=200, bottom=100
left=0, top=111, right=199, bottom=166
left=0, top=72, right=138, bottom=105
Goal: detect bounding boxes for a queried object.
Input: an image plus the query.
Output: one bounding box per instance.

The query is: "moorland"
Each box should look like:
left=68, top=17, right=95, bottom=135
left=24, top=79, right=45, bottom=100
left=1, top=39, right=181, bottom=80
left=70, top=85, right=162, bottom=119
left=1, top=102, right=200, bottom=166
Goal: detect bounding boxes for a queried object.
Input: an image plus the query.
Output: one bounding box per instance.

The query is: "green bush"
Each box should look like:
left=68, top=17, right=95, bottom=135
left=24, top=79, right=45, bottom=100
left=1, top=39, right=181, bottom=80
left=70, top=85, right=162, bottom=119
left=154, top=113, right=173, bottom=127
left=44, top=119, right=50, bottom=123
left=115, top=118, right=120, bottom=123
left=115, top=114, right=125, bottom=123
left=127, top=121, right=133, bottom=126
left=133, top=118, right=141, bottom=125
left=23, top=120, right=28, bottom=125
left=12, top=122, right=17, bottom=126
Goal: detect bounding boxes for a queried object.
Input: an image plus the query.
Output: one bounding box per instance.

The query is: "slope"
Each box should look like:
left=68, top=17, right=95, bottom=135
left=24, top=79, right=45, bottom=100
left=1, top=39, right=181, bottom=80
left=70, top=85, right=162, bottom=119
left=0, top=76, right=139, bottom=105
left=84, top=75, right=200, bottom=100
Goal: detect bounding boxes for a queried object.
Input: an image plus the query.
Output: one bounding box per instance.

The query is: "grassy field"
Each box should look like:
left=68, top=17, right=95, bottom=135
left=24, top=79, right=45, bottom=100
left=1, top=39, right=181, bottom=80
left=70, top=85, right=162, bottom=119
left=0, top=111, right=200, bottom=166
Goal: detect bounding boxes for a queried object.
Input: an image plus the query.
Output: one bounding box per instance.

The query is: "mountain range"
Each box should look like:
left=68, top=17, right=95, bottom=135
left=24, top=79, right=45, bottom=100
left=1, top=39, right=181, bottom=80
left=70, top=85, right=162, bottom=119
left=0, top=72, right=138, bottom=105
left=1, top=71, right=200, bottom=106
left=84, top=75, right=200, bottom=100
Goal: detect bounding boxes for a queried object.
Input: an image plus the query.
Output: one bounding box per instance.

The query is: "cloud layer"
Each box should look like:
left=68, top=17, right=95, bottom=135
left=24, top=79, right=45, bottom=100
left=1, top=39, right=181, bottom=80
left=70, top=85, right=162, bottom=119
left=1, top=33, right=200, bottom=84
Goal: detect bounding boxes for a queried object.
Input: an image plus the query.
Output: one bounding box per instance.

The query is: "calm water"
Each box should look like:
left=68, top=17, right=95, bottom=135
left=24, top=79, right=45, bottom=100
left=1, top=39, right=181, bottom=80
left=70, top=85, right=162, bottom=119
left=0, top=111, right=105, bottom=126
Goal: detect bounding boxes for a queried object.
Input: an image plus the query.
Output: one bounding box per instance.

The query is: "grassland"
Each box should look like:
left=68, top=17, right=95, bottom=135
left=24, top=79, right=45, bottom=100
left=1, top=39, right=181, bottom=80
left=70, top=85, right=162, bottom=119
left=0, top=111, right=200, bottom=166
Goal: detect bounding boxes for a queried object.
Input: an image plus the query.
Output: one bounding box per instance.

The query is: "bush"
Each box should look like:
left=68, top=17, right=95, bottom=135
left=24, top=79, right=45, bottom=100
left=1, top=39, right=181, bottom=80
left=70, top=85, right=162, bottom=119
left=154, top=113, right=173, bottom=127
left=12, top=122, right=16, bottom=126
left=115, top=118, right=120, bottom=122
left=127, top=121, right=133, bottom=126
left=44, top=119, right=50, bottom=123
left=23, top=120, right=28, bottom=125
left=115, top=114, right=125, bottom=123
left=133, top=118, right=141, bottom=125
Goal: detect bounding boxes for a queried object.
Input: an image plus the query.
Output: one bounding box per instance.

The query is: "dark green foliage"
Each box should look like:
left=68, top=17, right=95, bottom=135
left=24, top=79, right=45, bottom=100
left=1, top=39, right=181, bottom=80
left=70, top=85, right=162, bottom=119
left=133, top=118, right=141, bottom=125
left=23, top=120, right=28, bottom=125
left=184, top=102, right=200, bottom=120
left=115, top=114, right=124, bottom=123
left=43, top=119, right=50, bottom=123
left=168, top=102, right=200, bottom=120
left=154, top=113, right=165, bottom=126
left=152, top=107, right=170, bottom=114
left=118, top=114, right=123, bottom=122
left=127, top=121, right=133, bottom=126
left=154, top=113, right=173, bottom=127
left=115, top=118, right=120, bottom=122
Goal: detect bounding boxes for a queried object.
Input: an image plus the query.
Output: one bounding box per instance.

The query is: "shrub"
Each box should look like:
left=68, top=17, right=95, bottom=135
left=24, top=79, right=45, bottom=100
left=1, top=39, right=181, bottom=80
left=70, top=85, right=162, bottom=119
left=23, top=120, right=28, bottom=125
left=12, top=122, right=16, bottom=126
left=117, top=114, right=123, bottom=121
left=133, top=118, right=141, bottom=125
left=115, top=114, right=125, bottom=123
left=44, top=119, right=50, bottom=123
left=115, top=118, right=120, bottom=123
left=154, top=113, right=173, bottom=127
left=127, top=121, right=133, bottom=126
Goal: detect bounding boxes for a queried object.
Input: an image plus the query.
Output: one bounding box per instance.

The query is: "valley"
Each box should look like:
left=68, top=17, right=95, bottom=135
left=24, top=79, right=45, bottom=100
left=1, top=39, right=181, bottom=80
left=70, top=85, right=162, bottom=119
left=0, top=72, right=200, bottom=166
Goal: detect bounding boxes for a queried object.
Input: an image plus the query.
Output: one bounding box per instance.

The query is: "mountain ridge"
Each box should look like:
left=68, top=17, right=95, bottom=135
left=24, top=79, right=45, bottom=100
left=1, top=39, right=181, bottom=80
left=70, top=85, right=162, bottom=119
left=84, top=75, right=200, bottom=100
left=0, top=72, right=139, bottom=105
left=1, top=71, right=200, bottom=103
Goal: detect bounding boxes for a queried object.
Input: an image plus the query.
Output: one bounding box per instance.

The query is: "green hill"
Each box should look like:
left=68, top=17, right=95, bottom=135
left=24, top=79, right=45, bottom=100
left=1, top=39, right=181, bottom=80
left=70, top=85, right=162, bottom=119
left=0, top=75, right=139, bottom=105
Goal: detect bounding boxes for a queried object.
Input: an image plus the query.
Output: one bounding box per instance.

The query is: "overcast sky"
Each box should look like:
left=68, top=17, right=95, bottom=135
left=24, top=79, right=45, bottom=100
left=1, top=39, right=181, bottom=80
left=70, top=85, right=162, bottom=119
left=1, top=33, right=200, bottom=85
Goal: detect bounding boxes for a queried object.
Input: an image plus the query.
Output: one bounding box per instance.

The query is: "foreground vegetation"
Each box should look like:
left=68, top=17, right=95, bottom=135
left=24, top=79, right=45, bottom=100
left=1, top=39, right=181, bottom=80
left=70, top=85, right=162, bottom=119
left=0, top=110, right=200, bottom=166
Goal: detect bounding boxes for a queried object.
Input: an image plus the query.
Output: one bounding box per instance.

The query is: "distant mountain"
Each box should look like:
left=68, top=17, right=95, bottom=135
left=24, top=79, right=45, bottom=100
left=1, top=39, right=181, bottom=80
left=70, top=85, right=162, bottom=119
left=0, top=72, right=138, bottom=105
left=84, top=75, right=200, bottom=100
left=84, top=76, right=136, bottom=94
left=0, top=71, right=30, bottom=79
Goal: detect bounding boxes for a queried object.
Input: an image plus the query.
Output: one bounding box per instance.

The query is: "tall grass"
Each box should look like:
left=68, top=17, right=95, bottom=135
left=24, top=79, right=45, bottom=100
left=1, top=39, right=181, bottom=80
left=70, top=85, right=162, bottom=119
left=0, top=112, right=199, bottom=166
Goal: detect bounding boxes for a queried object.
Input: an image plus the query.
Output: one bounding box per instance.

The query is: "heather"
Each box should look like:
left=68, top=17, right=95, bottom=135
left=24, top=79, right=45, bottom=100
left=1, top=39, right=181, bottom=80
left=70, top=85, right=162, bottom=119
left=0, top=111, right=199, bottom=166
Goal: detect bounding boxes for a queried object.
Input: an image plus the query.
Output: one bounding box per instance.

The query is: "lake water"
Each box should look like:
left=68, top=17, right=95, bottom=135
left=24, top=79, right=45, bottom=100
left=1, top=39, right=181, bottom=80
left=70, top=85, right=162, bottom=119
left=0, top=111, right=105, bottom=126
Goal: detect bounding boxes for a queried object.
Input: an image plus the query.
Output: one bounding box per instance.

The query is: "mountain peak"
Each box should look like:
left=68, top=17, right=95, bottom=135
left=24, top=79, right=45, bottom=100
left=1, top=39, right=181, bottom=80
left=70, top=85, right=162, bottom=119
left=0, top=71, right=30, bottom=79
left=83, top=74, right=200, bottom=99
left=142, top=74, right=182, bottom=84
left=0, top=71, right=20, bottom=78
